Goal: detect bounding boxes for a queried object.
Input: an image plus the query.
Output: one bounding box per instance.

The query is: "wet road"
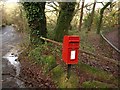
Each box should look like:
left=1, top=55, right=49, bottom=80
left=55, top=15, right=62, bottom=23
left=1, top=26, right=24, bottom=88
left=1, top=26, right=21, bottom=56
left=105, top=29, right=119, bottom=51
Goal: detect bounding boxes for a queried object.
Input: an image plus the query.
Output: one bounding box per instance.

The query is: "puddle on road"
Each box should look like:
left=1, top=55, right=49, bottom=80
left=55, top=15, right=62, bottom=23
left=3, top=48, right=25, bottom=88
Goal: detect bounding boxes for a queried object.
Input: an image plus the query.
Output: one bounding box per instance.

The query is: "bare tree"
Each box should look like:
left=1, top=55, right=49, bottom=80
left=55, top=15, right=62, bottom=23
left=87, top=0, right=96, bottom=31
left=78, top=0, right=85, bottom=31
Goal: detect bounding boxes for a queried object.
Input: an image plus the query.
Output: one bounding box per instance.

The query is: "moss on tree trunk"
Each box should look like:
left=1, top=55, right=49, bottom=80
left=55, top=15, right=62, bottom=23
left=97, top=2, right=112, bottom=34
left=54, top=2, right=76, bottom=42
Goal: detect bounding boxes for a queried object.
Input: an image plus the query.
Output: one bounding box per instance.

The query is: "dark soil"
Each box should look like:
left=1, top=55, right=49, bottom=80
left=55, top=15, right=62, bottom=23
left=19, top=56, right=57, bottom=88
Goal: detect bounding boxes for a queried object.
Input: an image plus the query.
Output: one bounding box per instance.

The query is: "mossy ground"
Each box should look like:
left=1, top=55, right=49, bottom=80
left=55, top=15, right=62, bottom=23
left=82, top=80, right=116, bottom=88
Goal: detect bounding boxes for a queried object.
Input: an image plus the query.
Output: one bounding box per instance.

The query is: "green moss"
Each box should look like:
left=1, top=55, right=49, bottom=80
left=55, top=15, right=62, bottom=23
left=58, top=73, right=79, bottom=88
left=82, top=80, right=115, bottom=88
left=51, top=65, right=79, bottom=88
left=28, top=43, right=55, bottom=63
left=54, top=2, right=76, bottom=42
left=78, top=62, right=118, bottom=85
left=51, top=65, right=64, bottom=80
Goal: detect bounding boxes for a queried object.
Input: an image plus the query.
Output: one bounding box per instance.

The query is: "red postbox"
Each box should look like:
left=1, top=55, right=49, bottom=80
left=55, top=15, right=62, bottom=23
left=62, top=35, right=80, bottom=64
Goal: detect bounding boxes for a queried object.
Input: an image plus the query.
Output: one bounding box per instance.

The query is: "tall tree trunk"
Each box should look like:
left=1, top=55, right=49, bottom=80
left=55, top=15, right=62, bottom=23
left=78, top=0, right=85, bottom=31
left=87, top=1, right=96, bottom=31
left=97, top=2, right=112, bottom=34
left=54, top=2, right=76, bottom=42
left=118, top=2, right=120, bottom=49
left=22, top=2, right=47, bottom=45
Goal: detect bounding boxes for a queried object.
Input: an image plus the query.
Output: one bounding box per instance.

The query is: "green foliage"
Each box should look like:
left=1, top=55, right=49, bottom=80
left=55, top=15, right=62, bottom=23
left=28, top=43, right=48, bottom=63
left=93, top=12, right=100, bottom=30
left=103, top=9, right=118, bottom=28
left=83, top=11, right=100, bottom=31
left=81, top=41, right=95, bottom=52
left=28, top=45, right=43, bottom=63
left=83, top=13, right=91, bottom=28
left=83, top=8, right=118, bottom=33
left=44, top=55, right=57, bottom=73
left=28, top=43, right=58, bottom=74
left=82, top=80, right=115, bottom=88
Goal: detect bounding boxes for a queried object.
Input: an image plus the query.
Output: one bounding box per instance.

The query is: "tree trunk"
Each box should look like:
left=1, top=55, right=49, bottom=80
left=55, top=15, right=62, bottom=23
left=22, top=2, right=47, bottom=45
left=54, top=2, right=76, bottom=42
left=97, top=2, right=112, bottom=34
left=87, top=1, right=96, bottom=31
left=118, top=2, right=120, bottom=49
left=78, top=0, right=85, bottom=31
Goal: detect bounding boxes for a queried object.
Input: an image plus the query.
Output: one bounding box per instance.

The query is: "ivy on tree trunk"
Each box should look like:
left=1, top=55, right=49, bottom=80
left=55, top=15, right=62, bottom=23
left=22, top=2, right=47, bottom=45
left=54, top=2, right=76, bottom=42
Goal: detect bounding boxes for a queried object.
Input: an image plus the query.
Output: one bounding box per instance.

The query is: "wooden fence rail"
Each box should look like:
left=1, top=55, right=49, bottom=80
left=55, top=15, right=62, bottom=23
left=40, top=37, right=119, bottom=65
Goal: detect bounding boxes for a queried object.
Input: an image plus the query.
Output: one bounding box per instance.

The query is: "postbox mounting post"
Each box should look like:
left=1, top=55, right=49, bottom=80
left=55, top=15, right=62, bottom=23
left=67, top=64, right=71, bottom=79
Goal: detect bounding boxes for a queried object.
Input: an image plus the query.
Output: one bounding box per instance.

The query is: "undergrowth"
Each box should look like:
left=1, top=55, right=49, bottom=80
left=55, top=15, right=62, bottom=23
left=24, top=20, right=118, bottom=88
left=27, top=42, right=118, bottom=88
